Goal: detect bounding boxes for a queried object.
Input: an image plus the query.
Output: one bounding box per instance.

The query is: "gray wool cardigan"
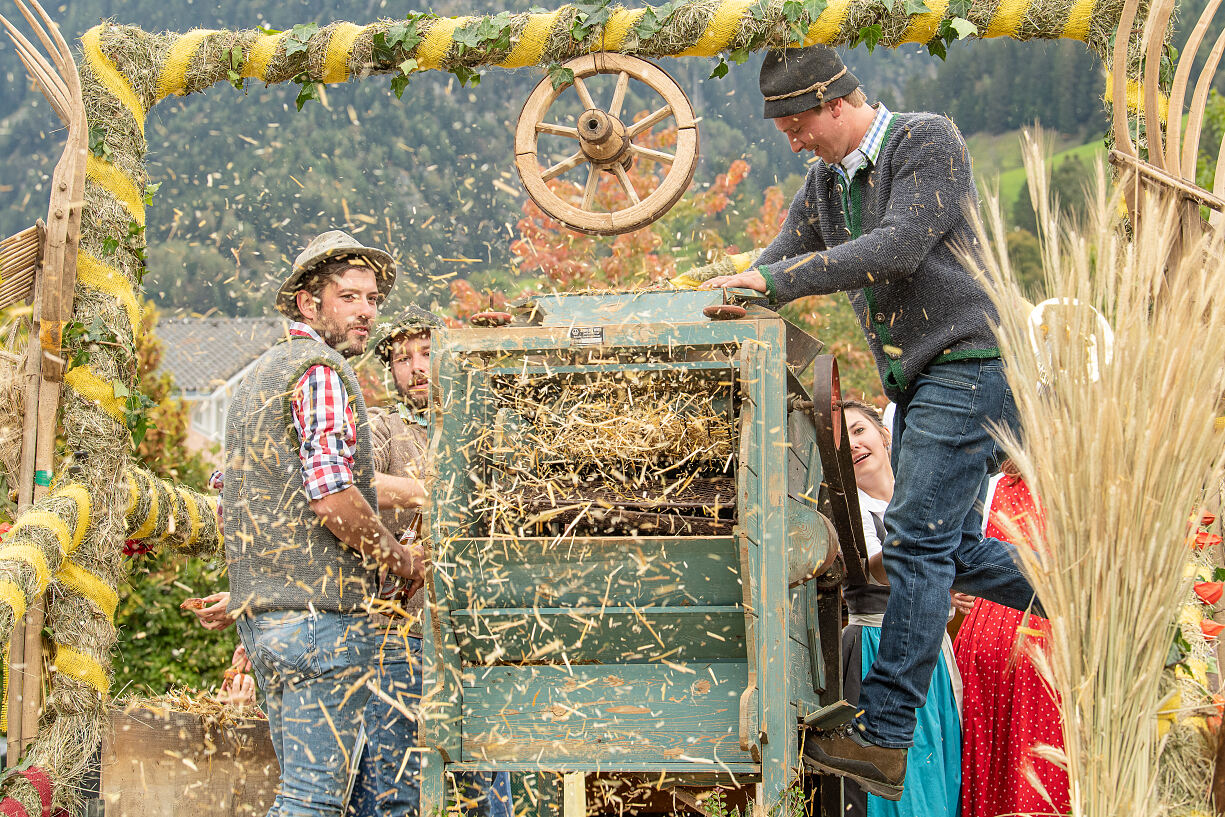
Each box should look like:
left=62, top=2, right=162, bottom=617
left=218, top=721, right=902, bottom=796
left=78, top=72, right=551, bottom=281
left=757, top=111, right=1000, bottom=401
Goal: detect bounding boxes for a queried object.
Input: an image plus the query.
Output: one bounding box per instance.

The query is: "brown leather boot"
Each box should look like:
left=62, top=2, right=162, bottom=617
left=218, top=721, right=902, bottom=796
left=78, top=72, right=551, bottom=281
left=802, top=723, right=907, bottom=801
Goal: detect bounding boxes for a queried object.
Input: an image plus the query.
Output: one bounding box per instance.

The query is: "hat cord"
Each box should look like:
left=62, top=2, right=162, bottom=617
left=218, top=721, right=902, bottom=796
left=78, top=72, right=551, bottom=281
left=763, top=67, right=848, bottom=102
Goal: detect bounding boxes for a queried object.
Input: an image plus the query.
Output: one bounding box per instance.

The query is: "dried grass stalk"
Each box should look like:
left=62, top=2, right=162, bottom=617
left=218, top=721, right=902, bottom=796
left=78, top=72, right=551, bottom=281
left=966, top=130, right=1225, bottom=816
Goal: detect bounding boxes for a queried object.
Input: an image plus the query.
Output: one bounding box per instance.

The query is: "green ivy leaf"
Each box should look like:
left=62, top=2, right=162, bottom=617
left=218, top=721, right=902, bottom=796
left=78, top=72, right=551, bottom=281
left=257, top=25, right=283, bottom=36
left=854, top=23, right=882, bottom=53
left=284, top=23, right=319, bottom=58
left=947, top=0, right=972, bottom=17
left=948, top=16, right=977, bottom=39
left=905, top=0, right=931, bottom=14
left=101, top=236, right=119, bottom=255
left=87, top=124, right=111, bottom=159
left=548, top=63, right=575, bottom=89
left=294, top=73, right=321, bottom=110
left=926, top=34, right=947, bottom=59
left=142, top=182, right=161, bottom=206
left=709, top=58, right=729, bottom=80
left=571, top=0, right=613, bottom=41
left=803, top=0, right=829, bottom=21
left=389, top=59, right=419, bottom=99
left=747, top=0, right=772, bottom=21
left=113, top=382, right=131, bottom=399
left=450, top=65, right=482, bottom=88
left=729, top=46, right=754, bottom=65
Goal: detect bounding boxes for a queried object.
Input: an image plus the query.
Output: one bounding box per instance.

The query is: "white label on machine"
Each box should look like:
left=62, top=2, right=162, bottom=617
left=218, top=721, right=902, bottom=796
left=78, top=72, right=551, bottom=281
left=569, top=327, right=604, bottom=346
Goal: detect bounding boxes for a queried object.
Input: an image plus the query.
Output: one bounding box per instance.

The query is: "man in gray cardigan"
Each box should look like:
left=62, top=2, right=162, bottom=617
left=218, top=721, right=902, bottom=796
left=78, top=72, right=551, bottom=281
left=703, top=47, right=1039, bottom=800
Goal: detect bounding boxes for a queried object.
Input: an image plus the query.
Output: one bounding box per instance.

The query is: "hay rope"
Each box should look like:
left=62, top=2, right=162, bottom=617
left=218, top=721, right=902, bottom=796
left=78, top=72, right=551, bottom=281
left=0, top=0, right=1161, bottom=810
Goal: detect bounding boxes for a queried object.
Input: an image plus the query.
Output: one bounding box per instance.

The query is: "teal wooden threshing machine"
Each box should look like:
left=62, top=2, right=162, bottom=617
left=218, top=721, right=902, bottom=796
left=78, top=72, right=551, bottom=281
left=419, top=289, right=868, bottom=815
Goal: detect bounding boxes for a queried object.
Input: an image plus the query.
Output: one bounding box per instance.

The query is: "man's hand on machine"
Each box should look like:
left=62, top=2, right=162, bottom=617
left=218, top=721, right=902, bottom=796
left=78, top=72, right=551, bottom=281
left=699, top=268, right=768, bottom=292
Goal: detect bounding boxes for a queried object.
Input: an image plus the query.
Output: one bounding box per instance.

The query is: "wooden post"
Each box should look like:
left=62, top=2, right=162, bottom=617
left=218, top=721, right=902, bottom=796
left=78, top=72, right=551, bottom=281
left=562, top=772, right=586, bottom=817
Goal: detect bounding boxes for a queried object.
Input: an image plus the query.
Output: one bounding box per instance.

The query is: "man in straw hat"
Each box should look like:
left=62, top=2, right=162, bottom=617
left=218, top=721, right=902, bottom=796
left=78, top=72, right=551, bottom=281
left=702, top=47, right=1040, bottom=800
left=222, top=229, right=425, bottom=817
left=346, top=306, right=511, bottom=817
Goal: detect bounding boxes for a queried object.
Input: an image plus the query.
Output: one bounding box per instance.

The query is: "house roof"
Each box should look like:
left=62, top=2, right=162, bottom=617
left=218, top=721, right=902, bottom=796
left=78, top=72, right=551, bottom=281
left=156, top=317, right=288, bottom=394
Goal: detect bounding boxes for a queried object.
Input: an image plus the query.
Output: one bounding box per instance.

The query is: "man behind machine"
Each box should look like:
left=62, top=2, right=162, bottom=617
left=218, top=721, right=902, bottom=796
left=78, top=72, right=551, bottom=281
left=348, top=306, right=511, bottom=817
left=701, top=47, right=1039, bottom=800
left=223, top=230, right=425, bottom=817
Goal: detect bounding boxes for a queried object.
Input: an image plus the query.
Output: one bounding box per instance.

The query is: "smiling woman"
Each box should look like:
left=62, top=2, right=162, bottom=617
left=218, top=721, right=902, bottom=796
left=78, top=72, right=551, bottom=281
left=837, top=397, right=964, bottom=817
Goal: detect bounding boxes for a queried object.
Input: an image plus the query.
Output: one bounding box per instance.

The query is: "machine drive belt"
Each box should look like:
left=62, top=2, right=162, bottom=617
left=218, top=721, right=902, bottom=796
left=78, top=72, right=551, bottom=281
left=811, top=355, right=871, bottom=587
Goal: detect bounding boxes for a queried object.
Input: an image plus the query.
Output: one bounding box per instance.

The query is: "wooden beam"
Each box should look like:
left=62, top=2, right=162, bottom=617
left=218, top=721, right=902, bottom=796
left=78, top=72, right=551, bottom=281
left=563, top=772, right=586, bottom=817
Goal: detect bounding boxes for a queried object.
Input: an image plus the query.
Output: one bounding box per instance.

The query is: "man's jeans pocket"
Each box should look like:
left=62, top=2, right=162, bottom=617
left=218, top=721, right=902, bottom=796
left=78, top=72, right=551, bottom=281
left=249, top=611, right=319, bottom=680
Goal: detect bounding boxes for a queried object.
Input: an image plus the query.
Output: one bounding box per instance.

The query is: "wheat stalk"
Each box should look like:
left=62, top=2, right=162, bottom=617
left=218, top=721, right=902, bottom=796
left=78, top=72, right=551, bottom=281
left=965, top=130, right=1225, bottom=817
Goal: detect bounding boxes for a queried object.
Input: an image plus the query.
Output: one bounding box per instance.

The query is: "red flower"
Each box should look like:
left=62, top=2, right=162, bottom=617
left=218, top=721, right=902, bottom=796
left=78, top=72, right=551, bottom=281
left=0, top=523, right=11, bottom=537
left=1196, top=582, right=1225, bottom=606
left=1194, top=531, right=1224, bottom=549
left=1202, top=619, right=1225, bottom=639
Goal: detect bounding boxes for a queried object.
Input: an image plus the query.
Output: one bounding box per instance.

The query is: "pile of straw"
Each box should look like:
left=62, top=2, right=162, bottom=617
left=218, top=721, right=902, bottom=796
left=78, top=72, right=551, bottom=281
left=968, top=132, right=1225, bottom=817
left=485, top=378, right=735, bottom=472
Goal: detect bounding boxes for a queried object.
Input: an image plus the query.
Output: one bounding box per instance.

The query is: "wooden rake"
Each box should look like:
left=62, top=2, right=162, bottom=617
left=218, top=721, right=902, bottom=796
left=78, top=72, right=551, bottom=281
left=0, top=0, right=89, bottom=766
left=1109, top=0, right=1225, bottom=257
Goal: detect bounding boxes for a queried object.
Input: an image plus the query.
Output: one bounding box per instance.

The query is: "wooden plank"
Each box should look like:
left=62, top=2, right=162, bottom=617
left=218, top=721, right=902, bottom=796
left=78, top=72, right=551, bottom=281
left=460, top=663, right=757, bottom=766
left=100, top=707, right=277, bottom=817
left=749, top=320, right=795, bottom=808
left=563, top=772, right=586, bottom=817
left=450, top=606, right=745, bottom=664
left=446, top=536, right=741, bottom=610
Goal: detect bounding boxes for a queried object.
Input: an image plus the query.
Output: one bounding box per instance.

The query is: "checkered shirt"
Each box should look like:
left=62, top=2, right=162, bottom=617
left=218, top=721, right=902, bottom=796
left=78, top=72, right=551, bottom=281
left=836, top=103, right=893, bottom=183
left=289, top=322, right=357, bottom=500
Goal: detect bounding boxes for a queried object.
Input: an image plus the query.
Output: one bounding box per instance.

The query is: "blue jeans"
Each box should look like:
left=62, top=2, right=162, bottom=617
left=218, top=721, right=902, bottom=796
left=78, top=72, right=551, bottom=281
left=348, top=632, right=512, bottom=817
left=857, top=359, right=1040, bottom=748
left=237, top=610, right=382, bottom=817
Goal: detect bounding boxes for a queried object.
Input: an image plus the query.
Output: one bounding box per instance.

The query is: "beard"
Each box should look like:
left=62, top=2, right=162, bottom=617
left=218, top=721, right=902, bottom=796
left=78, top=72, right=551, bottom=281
left=319, top=319, right=369, bottom=357
left=395, top=373, right=429, bottom=409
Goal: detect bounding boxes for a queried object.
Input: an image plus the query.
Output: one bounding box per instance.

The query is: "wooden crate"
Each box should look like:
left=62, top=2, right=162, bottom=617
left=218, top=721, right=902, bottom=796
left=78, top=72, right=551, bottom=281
left=100, top=706, right=278, bottom=817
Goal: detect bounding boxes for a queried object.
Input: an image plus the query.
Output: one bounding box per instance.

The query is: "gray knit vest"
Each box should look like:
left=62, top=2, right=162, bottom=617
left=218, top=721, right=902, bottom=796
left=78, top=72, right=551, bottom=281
left=223, top=335, right=379, bottom=614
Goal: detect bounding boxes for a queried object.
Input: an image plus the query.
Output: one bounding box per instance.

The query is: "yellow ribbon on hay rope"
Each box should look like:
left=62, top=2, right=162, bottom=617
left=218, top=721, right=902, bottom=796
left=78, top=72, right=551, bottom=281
left=52, top=484, right=92, bottom=554
left=52, top=645, right=109, bottom=696
left=82, top=27, right=147, bottom=132
left=64, top=366, right=128, bottom=425
left=76, top=251, right=142, bottom=340
left=85, top=155, right=145, bottom=227
left=11, top=511, right=70, bottom=558
left=55, top=562, right=119, bottom=622
left=0, top=545, right=52, bottom=592
left=157, top=28, right=217, bottom=99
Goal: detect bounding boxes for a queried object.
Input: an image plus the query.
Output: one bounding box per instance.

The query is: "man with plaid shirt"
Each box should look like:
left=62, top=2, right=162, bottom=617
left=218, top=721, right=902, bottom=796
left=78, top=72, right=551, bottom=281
left=223, top=230, right=424, bottom=817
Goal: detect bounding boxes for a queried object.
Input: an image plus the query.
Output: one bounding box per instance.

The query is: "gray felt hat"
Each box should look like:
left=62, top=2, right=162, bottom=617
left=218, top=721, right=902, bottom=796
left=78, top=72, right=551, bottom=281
left=371, top=305, right=445, bottom=363
left=759, top=46, right=860, bottom=119
left=276, top=230, right=397, bottom=319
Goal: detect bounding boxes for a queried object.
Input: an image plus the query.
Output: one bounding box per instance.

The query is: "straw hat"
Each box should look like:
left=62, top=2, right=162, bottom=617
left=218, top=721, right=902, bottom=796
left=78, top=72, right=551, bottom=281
left=371, top=305, right=445, bottom=363
left=275, top=230, right=397, bottom=319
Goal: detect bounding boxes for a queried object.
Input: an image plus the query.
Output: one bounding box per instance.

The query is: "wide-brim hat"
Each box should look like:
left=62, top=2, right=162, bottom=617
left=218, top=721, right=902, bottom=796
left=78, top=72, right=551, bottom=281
left=371, top=305, right=445, bottom=362
left=759, top=46, right=860, bottom=119
left=275, top=230, right=397, bottom=319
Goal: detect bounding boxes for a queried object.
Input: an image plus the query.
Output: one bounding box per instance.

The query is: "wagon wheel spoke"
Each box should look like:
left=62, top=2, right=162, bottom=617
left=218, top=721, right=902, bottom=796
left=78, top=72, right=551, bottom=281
left=542, top=151, right=586, bottom=182
left=536, top=122, right=580, bottom=139
left=573, top=75, right=597, bottom=110
left=625, top=105, right=674, bottom=138
left=581, top=165, right=600, bottom=211
left=612, top=164, right=641, bottom=205
left=627, top=144, right=675, bottom=165
left=608, top=71, right=630, bottom=119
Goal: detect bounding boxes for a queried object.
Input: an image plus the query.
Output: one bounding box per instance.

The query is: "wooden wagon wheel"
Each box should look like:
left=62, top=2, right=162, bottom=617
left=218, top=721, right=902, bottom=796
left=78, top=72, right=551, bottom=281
left=514, top=54, right=699, bottom=236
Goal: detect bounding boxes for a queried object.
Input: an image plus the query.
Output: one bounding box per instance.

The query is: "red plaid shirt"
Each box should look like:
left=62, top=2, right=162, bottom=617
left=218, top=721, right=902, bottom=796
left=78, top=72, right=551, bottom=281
left=289, top=322, right=356, bottom=500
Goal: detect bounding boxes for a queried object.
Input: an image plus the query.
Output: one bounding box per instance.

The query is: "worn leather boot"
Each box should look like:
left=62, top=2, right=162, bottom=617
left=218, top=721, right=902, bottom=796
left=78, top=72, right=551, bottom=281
left=802, top=723, right=907, bottom=801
